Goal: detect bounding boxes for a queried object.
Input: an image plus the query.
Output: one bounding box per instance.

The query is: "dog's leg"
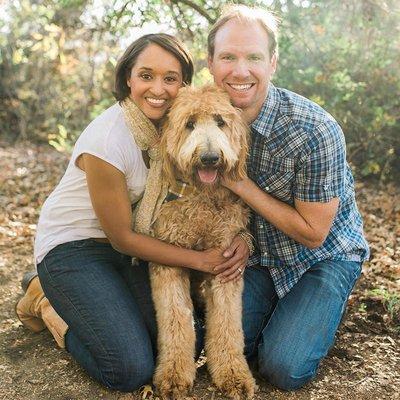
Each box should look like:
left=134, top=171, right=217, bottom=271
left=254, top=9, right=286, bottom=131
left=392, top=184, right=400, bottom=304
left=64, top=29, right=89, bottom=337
left=205, top=279, right=256, bottom=400
left=150, top=264, right=196, bottom=399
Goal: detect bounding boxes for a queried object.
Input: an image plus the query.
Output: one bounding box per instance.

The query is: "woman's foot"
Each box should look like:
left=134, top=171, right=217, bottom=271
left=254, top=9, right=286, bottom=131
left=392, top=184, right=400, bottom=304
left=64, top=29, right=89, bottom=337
left=15, top=274, right=47, bottom=332
left=15, top=274, right=68, bottom=348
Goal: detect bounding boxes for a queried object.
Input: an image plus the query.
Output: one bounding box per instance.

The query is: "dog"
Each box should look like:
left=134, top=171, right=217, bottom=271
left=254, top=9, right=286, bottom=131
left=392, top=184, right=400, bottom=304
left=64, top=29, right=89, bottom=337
left=150, top=85, right=256, bottom=399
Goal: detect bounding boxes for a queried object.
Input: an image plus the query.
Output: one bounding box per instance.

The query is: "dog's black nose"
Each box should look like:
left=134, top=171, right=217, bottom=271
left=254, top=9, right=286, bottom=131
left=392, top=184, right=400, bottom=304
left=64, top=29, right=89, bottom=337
left=200, top=152, right=219, bottom=165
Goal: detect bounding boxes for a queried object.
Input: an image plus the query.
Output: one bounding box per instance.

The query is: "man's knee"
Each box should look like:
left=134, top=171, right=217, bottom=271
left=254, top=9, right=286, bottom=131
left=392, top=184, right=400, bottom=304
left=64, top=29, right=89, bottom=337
left=258, top=348, right=318, bottom=390
left=102, top=356, right=154, bottom=392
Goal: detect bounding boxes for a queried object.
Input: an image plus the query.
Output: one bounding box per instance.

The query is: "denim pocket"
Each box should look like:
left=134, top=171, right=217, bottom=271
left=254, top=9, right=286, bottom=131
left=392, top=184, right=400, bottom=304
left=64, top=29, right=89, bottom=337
left=47, top=239, right=107, bottom=260
left=69, top=239, right=111, bottom=248
left=348, top=261, right=362, bottom=290
left=69, top=239, right=91, bottom=248
left=331, top=260, right=362, bottom=302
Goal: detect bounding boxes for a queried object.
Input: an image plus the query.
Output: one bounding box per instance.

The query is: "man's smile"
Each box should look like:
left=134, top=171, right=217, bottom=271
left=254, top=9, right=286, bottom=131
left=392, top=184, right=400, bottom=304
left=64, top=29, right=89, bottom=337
left=227, top=83, right=255, bottom=91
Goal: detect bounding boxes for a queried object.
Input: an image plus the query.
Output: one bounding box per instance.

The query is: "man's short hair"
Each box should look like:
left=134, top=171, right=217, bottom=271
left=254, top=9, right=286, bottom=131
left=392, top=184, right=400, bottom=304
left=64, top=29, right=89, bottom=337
left=207, top=4, right=279, bottom=60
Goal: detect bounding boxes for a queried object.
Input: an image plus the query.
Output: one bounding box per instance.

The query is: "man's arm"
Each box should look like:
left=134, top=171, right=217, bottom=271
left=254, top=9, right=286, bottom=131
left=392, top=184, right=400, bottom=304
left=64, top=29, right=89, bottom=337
left=223, top=177, right=339, bottom=249
left=224, top=119, right=346, bottom=249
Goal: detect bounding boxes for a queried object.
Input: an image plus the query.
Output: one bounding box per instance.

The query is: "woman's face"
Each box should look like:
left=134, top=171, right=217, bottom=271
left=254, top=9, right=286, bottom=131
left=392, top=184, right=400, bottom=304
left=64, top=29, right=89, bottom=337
left=127, top=44, right=183, bottom=124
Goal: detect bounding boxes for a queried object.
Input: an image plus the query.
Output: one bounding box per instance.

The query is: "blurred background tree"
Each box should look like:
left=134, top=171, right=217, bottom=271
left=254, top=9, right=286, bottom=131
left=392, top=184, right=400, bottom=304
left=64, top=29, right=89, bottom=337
left=1, top=0, right=399, bottom=181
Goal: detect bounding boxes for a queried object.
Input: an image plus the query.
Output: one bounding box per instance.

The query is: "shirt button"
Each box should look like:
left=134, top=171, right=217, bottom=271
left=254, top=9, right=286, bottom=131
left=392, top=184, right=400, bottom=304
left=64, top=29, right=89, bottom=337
left=263, top=252, right=268, bottom=256
left=265, top=186, right=270, bottom=191
left=260, top=224, right=264, bottom=228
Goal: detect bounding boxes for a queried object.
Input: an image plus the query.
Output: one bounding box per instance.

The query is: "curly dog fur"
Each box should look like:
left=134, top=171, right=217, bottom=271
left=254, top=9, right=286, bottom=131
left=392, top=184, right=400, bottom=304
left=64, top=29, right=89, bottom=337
left=150, top=85, right=256, bottom=399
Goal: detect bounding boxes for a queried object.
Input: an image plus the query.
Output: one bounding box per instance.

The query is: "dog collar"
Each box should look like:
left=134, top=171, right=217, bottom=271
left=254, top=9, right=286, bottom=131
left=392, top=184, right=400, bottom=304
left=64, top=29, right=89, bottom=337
left=164, top=180, right=195, bottom=203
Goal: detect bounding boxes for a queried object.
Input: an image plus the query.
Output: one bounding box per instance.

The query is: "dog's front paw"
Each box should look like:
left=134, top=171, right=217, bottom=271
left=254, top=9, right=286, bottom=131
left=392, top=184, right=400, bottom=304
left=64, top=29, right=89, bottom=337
left=212, top=360, right=256, bottom=400
left=154, top=360, right=196, bottom=400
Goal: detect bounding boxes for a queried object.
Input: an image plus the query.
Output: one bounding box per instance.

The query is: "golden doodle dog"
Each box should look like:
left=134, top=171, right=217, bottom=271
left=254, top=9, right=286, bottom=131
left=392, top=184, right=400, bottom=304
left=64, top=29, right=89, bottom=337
left=150, top=85, right=256, bottom=400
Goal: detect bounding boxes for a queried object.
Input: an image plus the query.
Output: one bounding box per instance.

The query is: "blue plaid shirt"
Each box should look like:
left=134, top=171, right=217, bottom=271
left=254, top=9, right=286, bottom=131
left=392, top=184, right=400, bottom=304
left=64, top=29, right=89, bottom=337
left=247, top=84, right=369, bottom=298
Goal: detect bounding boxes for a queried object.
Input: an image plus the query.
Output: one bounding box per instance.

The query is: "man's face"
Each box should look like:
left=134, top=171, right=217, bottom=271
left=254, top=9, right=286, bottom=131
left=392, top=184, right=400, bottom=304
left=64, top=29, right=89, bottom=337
left=208, top=19, right=277, bottom=123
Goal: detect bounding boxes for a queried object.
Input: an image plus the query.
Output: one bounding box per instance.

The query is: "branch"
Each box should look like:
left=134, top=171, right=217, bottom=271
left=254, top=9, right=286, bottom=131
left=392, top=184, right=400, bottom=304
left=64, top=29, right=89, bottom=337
left=169, top=1, right=195, bottom=38
left=114, top=1, right=130, bottom=23
left=170, top=0, right=215, bottom=23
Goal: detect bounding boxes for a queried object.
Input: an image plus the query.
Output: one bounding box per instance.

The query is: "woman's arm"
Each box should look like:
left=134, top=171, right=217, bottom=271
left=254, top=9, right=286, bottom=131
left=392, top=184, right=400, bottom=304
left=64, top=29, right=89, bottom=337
left=79, top=153, right=230, bottom=273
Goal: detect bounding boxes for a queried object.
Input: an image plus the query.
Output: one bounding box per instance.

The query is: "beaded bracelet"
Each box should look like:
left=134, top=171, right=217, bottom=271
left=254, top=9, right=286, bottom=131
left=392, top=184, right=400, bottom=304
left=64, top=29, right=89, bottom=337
left=237, top=230, right=255, bottom=256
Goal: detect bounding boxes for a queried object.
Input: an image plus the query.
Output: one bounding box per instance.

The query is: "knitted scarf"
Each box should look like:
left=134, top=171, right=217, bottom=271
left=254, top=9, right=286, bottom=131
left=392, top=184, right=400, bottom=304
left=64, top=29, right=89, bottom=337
left=121, top=97, right=169, bottom=236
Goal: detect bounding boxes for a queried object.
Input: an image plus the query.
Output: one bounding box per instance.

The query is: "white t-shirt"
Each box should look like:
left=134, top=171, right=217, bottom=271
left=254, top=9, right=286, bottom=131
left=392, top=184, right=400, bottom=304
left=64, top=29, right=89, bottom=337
left=34, top=103, right=148, bottom=265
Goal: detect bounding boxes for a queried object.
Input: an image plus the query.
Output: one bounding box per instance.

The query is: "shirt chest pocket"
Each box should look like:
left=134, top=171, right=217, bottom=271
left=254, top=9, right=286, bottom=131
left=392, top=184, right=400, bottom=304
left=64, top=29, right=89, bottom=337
left=254, top=154, right=296, bottom=203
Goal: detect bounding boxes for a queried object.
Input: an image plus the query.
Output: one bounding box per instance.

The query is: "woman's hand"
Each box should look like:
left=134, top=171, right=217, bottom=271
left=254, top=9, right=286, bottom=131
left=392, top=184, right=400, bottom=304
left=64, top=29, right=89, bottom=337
left=214, top=235, right=250, bottom=283
left=194, top=248, right=229, bottom=274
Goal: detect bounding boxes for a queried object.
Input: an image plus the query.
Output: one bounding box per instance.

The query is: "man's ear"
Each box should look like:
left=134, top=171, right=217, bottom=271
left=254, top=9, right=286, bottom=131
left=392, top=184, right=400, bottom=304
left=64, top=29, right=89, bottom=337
left=271, top=53, right=278, bottom=74
left=207, top=56, right=214, bottom=76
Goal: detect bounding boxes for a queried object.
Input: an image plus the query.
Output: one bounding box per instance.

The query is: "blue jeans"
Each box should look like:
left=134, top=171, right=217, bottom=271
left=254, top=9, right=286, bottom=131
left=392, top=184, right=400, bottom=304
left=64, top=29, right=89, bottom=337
left=37, top=239, right=156, bottom=391
left=38, top=239, right=205, bottom=392
left=242, top=260, right=362, bottom=390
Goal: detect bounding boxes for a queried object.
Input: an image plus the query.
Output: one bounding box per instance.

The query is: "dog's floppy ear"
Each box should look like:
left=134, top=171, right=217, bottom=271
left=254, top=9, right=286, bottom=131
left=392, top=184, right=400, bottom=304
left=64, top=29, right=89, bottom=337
left=160, top=121, right=178, bottom=187
left=229, top=109, right=249, bottom=181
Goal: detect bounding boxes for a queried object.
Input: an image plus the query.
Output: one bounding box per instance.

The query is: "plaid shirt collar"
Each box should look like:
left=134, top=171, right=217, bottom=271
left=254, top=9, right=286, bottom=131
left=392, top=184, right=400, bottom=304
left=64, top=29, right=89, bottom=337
left=251, top=84, right=280, bottom=138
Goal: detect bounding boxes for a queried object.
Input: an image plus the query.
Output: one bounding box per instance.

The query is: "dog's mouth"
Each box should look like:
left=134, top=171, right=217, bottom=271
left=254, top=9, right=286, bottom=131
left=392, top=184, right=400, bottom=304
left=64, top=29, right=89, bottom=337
left=197, top=167, right=218, bottom=184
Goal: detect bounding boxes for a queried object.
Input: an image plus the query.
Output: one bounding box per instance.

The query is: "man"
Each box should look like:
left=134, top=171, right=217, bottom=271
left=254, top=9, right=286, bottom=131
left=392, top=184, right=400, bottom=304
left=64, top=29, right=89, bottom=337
left=208, top=5, right=369, bottom=390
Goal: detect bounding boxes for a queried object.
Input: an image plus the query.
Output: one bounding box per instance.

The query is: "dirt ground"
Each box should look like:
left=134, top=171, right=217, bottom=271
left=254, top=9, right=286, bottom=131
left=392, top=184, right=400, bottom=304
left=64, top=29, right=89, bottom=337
left=0, top=144, right=399, bottom=400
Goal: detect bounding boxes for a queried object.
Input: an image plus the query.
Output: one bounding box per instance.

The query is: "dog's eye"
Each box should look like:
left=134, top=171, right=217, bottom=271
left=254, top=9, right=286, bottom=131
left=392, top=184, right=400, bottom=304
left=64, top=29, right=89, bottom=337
left=186, top=120, right=195, bottom=130
left=215, top=115, right=225, bottom=128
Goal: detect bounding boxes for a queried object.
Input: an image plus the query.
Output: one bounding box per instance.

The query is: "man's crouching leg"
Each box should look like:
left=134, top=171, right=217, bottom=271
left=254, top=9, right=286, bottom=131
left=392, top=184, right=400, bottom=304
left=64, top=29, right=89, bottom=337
left=255, top=260, right=362, bottom=390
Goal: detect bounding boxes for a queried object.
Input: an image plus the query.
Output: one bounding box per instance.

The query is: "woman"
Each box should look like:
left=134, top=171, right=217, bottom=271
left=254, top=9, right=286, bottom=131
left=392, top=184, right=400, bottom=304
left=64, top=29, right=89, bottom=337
left=16, top=33, right=250, bottom=392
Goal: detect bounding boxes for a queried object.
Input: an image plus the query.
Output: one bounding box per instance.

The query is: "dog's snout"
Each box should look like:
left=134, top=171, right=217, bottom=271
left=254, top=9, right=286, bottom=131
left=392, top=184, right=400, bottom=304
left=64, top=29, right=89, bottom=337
left=200, top=152, right=220, bottom=165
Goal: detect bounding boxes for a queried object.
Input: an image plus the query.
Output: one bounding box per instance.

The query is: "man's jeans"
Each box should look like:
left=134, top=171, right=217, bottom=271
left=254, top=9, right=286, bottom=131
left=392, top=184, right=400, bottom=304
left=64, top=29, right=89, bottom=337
left=242, top=259, right=362, bottom=390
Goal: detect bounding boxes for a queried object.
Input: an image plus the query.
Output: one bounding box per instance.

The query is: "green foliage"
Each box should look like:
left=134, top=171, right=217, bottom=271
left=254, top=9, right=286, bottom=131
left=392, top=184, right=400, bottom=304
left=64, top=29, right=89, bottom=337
left=1, top=0, right=399, bottom=182
left=0, top=0, right=121, bottom=145
left=274, top=0, right=400, bottom=182
left=48, top=124, right=73, bottom=153
left=358, top=302, right=367, bottom=314
left=369, top=288, right=400, bottom=328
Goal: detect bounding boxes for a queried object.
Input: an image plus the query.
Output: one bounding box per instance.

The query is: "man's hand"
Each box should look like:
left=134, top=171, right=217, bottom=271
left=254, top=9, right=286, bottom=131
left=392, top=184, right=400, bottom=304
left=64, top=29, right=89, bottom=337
left=220, top=176, right=247, bottom=194
left=214, top=235, right=250, bottom=283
